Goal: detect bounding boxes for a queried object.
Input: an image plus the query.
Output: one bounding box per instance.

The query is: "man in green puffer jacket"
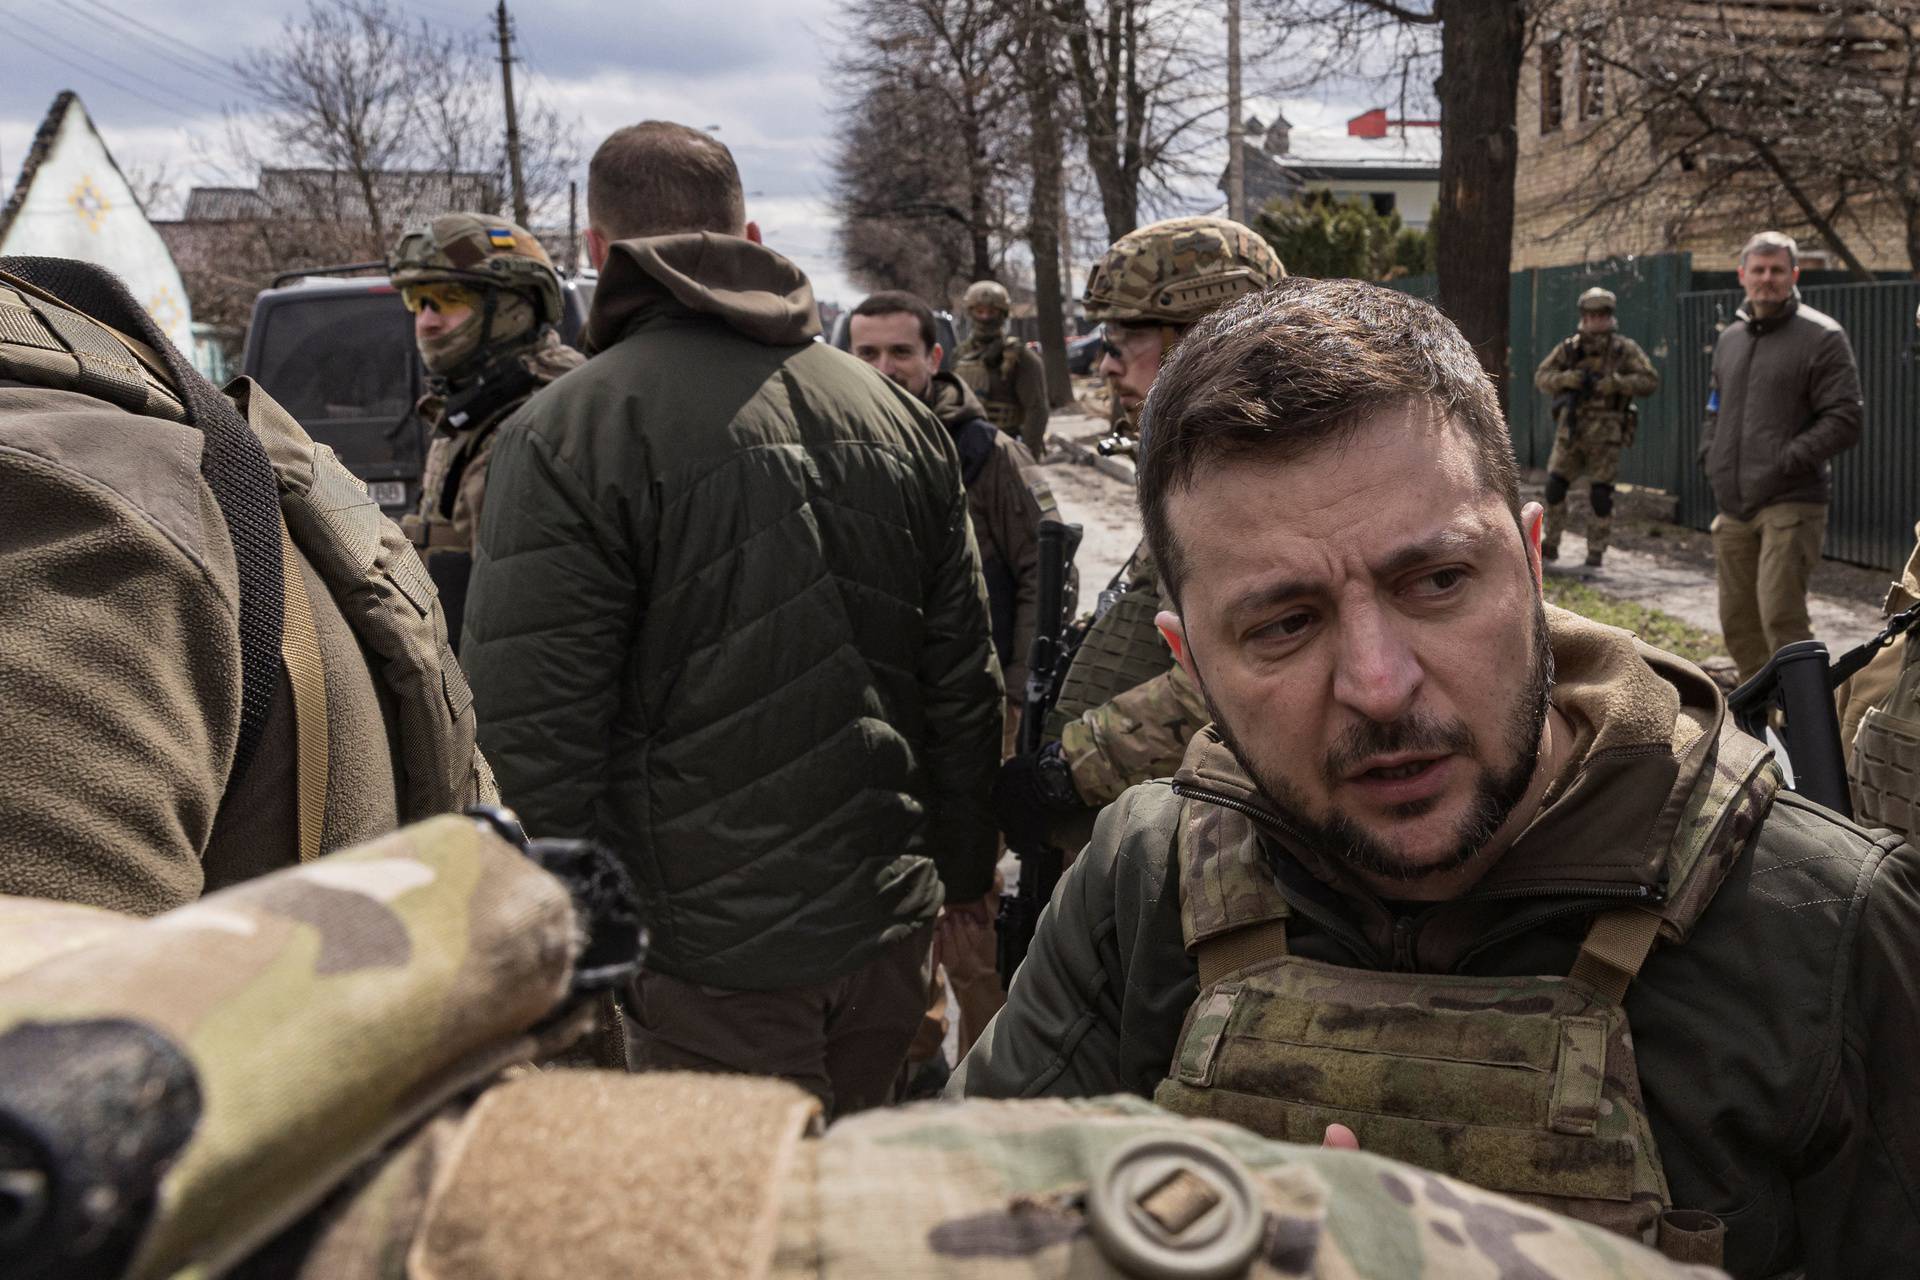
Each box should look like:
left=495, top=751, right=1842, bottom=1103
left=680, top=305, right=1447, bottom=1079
left=955, top=279, right=1920, bottom=1279
left=462, top=122, right=1003, bottom=1119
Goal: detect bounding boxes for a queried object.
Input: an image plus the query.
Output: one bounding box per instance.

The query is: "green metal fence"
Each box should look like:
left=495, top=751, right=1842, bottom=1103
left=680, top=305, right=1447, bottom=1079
left=1675, top=282, right=1920, bottom=570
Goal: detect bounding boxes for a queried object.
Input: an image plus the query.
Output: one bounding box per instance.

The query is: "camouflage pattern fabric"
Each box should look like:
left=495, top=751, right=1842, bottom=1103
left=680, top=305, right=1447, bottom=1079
left=1844, top=523, right=1920, bottom=837
left=0, top=815, right=581, bottom=1280
left=1155, top=717, right=1777, bottom=1264
left=1082, top=216, right=1285, bottom=326
left=772, top=1094, right=1723, bottom=1278
left=1533, top=333, right=1660, bottom=558
left=1061, top=662, right=1211, bottom=805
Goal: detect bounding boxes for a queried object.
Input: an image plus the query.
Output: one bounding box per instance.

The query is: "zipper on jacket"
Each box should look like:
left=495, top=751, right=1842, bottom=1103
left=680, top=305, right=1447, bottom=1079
left=1391, top=914, right=1416, bottom=971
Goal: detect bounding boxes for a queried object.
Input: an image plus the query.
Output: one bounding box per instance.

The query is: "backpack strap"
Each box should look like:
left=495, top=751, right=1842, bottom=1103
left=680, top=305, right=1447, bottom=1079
left=277, top=520, right=330, bottom=863
left=0, top=258, right=285, bottom=789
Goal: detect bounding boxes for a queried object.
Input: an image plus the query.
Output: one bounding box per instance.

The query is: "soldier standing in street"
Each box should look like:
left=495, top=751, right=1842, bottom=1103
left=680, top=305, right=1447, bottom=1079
left=955, top=279, right=1050, bottom=458
left=1701, top=230, right=1863, bottom=682
left=392, top=213, right=584, bottom=648
left=1532, top=286, right=1659, bottom=568
left=993, top=217, right=1284, bottom=850
left=0, top=257, right=492, bottom=915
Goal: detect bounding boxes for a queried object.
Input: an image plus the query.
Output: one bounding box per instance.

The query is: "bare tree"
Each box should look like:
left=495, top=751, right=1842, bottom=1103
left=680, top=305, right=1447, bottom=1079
left=229, top=0, right=577, bottom=254
left=1254, top=0, right=1526, bottom=396
left=1049, top=0, right=1224, bottom=241
left=1018, top=1, right=1078, bottom=404
left=1544, top=0, right=1920, bottom=279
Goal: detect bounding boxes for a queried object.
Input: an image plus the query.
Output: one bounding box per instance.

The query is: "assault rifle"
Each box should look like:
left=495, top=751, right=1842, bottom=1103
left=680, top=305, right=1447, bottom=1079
left=1728, top=601, right=1920, bottom=818
left=997, top=519, right=1083, bottom=981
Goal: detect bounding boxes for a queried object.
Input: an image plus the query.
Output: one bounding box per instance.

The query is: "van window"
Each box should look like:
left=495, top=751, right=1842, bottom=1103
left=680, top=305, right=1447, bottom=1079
left=254, top=294, right=417, bottom=422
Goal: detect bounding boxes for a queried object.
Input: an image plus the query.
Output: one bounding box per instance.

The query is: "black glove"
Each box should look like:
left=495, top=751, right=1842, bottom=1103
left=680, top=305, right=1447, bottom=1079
left=993, top=741, right=1084, bottom=852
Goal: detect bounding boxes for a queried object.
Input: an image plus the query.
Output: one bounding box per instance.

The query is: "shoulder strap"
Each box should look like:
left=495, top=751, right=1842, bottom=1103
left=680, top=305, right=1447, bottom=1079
left=277, top=520, right=330, bottom=863
left=1567, top=908, right=1661, bottom=1006
left=1196, top=919, right=1289, bottom=988
left=0, top=258, right=284, bottom=788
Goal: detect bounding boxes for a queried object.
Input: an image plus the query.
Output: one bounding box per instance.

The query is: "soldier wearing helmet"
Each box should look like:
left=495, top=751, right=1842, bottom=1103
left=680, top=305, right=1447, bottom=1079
left=955, top=278, right=1051, bottom=458
left=392, top=212, right=584, bottom=642
left=1531, top=285, right=1659, bottom=568
left=993, top=217, right=1283, bottom=851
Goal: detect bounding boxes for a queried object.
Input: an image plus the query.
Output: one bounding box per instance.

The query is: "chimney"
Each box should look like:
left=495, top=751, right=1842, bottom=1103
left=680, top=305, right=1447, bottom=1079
left=1264, top=112, right=1291, bottom=155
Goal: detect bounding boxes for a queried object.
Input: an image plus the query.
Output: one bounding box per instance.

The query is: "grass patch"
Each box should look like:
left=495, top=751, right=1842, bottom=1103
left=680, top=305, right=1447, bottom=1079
left=1542, top=576, right=1725, bottom=666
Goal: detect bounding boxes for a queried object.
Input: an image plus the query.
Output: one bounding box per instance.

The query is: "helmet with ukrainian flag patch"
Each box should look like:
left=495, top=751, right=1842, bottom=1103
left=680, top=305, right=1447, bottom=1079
left=390, top=212, right=564, bottom=328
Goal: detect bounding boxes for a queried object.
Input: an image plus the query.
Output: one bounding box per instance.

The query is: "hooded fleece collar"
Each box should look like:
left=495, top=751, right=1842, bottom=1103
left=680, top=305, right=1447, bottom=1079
left=584, top=232, right=820, bottom=354
left=1172, top=606, right=1766, bottom=969
left=922, top=369, right=991, bottom=432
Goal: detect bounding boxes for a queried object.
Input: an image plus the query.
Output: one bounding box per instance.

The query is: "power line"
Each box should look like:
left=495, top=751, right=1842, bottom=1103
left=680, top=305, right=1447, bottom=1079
left=13, top=11, right=226, bottom=114
left=67, top=0, right=249, bottom=90
left=8, top=28, right=194, bottom=118
left=63, top=0, right=254, bottom=95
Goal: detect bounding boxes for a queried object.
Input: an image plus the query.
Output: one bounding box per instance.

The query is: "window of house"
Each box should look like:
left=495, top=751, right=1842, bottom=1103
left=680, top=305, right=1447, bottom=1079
left=1371, top=192, right=1396, bottom=217
left=1541, top=38, right=1566, bottom=135
left=1577, top=34, right=1606, bottom=120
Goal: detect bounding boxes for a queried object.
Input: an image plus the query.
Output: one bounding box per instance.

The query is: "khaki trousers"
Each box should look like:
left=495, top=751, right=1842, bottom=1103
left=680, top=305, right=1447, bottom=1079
left=625, top=923, right=933, bottom=1121
left=1712, top=502, right=1827, bottom=681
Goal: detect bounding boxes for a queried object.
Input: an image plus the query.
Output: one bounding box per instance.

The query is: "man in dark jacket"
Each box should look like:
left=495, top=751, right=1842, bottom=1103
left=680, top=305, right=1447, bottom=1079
left=1701, top=230, right=1863, bottom=680
left=849, top=288, right=1061, bottom=1074
left=463, top=122, right=1003, bottom=1119
left=956, top=280, right=1920, bottom=1280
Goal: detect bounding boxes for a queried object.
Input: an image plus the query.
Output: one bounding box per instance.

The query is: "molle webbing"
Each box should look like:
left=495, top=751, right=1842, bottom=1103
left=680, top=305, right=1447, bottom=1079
left=0, top=259, right=285, bottom=791
left=276, top=523, right=330, bottom=864
left=1568, top=909, right=1662, bottom=1006
left=0, top=286, right=162, bottom=415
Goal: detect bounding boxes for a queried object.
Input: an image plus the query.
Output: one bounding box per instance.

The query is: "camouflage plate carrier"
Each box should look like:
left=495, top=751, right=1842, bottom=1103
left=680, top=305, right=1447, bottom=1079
left=955, top=280, right=1027, bottom=435
left=1154, top=717, right=1778, bottom=1272
left=1849, top=530, right=1920, bottom=840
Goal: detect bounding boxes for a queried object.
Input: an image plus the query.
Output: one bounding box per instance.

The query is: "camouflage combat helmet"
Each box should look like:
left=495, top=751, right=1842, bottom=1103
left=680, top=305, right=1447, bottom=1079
left=1579, top=286, right=1618, bottom=312
left=964, top=279, right=1012, bottom=315
left=390, top=212, right=564, bottom=328
left=1083, top=216, right=1284, bottom=326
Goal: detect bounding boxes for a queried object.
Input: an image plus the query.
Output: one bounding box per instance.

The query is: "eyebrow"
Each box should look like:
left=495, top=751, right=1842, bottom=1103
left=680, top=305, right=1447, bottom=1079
left=1220, top=526, right=1491, bottom=619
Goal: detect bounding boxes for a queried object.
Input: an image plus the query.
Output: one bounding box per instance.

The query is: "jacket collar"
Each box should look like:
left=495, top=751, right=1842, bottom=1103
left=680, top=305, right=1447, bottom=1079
left=1735, top=289, right=1802, bottom=336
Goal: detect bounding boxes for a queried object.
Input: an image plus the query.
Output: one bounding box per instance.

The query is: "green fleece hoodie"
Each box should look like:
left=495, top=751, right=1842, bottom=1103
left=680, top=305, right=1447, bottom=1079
left=463, top=232, right=1004, bottom=989
left=957, top=607, right=1920, bottom=1280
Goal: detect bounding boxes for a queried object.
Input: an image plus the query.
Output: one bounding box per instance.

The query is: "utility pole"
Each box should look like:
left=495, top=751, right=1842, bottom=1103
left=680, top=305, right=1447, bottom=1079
left=495, top=0, right=529, bottom=228
left=567, top=180, right=578, bottom=274
left=1226, top=0, right=1245, bottom=224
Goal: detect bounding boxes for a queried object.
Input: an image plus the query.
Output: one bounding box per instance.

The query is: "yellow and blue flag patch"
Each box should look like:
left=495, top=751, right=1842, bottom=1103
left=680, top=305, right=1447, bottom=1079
left=486, top=227, right=516, bottom=250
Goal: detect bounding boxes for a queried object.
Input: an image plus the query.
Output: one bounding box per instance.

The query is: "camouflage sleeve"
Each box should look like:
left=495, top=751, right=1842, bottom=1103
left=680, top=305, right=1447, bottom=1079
left=954, top=781, right=1196, bottom=1100
left=1059, top=661, right=1212, bottom=805
left=1794, top=836, right=1920, bottom=1275
left=1533, top=340, right=1574, bottom=394
left=1613, top=337, right=1660, bottom=398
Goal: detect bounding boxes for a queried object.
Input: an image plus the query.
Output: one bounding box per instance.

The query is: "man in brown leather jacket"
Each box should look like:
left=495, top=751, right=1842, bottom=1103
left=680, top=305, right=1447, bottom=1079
left=957, top=278, right=1920, bottom=1280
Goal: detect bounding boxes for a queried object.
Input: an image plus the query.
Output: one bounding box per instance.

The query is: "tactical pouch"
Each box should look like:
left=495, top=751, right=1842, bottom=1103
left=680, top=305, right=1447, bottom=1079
left=1047, top=583, right=1174, bottom=739
left=0, top=816, right=581, bottom=1280
left=1851, top=667, right=1920, bottom=843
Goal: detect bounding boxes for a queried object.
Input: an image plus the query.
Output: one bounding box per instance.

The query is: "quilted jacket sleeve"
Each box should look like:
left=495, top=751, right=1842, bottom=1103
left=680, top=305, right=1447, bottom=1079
left=915, top=471, right=1005, bottom=901
left=463, top=416, right=638, bottom=841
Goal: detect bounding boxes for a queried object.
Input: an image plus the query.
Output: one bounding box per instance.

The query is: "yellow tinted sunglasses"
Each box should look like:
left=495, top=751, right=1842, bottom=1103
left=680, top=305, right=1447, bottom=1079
left=400, top=282, right=482, bottom=314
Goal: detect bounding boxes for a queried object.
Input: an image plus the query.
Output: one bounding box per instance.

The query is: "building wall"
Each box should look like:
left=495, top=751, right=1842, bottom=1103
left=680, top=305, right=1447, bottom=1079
left=1512, top=27, right=1915, bottom=274
left=1306, top=177, right=1438, bottom=230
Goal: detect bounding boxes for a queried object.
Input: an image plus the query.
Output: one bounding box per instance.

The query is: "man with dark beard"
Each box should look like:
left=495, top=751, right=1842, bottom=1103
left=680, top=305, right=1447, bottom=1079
left=955, top=279, right=1920, bottom=1280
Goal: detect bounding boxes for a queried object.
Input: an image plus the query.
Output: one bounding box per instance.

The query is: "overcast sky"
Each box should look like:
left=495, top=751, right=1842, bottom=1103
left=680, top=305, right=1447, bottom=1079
left=1, top=0, right=1372, bottom=306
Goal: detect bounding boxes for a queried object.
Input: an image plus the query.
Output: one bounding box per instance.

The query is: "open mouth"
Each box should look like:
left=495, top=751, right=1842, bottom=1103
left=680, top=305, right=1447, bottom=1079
left=1362, top=759, right=1435, bottom=781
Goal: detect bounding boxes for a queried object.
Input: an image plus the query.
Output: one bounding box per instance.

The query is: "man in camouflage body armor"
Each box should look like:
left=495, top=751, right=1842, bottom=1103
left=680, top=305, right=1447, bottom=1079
left=0, top=814, right=1721, bottom=1280
left=392, top=213, right=583, bottom=645
left=1531, top=287, right=1660, bottom=567
left=962, top=280, right=1920, bottom=1279
left=994, top=217, right=1283, bottom=851
left=955, top=279, right=1050, bottom=458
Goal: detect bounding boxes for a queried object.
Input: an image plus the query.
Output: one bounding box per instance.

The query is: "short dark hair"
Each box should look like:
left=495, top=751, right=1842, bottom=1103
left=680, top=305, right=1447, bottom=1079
left=850, top=290, right=937, bottom=352
left=1138, top=278, right=1519, bottom=603
left=588, top=121, right=745, bottom=240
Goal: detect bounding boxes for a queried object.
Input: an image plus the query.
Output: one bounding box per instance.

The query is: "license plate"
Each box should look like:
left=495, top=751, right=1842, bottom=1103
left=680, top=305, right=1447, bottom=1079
left=369, top=481, right=408, bottom=509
